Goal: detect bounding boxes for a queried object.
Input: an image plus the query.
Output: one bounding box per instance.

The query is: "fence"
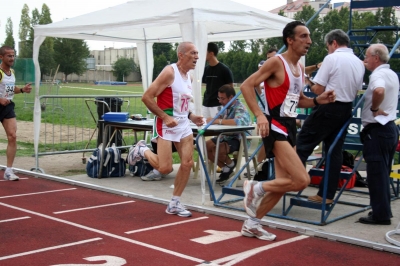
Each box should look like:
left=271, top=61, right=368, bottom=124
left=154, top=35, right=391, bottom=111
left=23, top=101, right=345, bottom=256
left=32, top=94, right=148, bottom=173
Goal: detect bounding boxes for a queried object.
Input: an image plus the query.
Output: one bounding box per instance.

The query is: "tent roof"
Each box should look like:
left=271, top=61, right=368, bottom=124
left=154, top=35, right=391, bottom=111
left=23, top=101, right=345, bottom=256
left=34, top=0, right=293, bottom=43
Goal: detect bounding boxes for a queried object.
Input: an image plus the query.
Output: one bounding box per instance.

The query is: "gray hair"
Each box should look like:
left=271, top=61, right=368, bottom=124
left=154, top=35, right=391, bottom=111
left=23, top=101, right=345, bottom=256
left=324, top=29, right=350, bottom=47
left=177, top=42, right=194, bottom=56
left=368, top=44, right=390, bottom=63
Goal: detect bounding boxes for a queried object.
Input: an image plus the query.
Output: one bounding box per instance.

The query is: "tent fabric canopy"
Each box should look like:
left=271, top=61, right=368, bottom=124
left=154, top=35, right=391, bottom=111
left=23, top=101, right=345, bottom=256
left=32, top=0, right=293, bottom=168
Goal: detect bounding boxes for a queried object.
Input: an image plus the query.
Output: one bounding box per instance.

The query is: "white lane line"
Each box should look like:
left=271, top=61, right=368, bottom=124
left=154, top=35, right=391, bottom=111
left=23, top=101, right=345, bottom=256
left=0, top=188, right=77, bottom=199
left=0, top=202, right=204, bottom=263
left=125, top=216, right=209, bottom=234
left=0, top=178, right=29, bottom=182
left=54, top=201, right=135, bottom=214
left=0, top=238, right=102, bottom=261
left=0, top=216, right=30, bottom=223
left=210, top=235, right=309, bottom=265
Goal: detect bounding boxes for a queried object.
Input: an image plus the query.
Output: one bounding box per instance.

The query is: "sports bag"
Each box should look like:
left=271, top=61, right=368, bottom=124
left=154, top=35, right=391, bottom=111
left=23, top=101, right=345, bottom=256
left=86, top=143, right=126, bottom=178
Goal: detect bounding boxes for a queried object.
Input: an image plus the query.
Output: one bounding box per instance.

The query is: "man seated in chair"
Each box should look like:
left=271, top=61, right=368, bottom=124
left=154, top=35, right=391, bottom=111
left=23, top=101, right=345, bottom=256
left=205, top=84, right=251, bottom=184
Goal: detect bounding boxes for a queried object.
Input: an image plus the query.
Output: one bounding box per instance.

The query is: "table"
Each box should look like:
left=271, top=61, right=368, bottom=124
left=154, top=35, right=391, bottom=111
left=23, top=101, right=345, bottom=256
left=98, top=119, right=254, bottom=202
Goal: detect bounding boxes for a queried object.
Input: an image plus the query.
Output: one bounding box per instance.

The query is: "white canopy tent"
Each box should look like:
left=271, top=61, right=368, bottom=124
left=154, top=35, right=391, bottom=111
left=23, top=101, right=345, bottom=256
left=32, top=0, right=292, bottom=176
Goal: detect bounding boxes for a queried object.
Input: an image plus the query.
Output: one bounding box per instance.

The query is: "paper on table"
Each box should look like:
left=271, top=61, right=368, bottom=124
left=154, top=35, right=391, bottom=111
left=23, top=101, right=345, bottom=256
left=374, top=114, right=390, bottom=125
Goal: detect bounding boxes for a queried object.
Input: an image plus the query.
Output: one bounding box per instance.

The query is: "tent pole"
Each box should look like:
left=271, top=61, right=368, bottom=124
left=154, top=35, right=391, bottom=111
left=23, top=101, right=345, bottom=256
left=143, top=28, right=149, bottom=91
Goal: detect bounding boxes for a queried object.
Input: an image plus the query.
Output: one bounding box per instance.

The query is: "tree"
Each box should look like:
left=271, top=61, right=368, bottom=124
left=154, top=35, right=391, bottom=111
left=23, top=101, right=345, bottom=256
left=215, top=41, right=225, bottom=52
left=18, top=4, right=31, bottom=58
left=3, top=18, right=15, bottom=48
left=37, top=4, right=55, bottom=77
left=229, top=40, right=248, bottom=52
left=153, top=54, right=168, bottom=80
left=53, top=38, right=90, bottom=81
left=112, top=57, right=137, bottom=81
left=153, top=43, right=173, bottom=60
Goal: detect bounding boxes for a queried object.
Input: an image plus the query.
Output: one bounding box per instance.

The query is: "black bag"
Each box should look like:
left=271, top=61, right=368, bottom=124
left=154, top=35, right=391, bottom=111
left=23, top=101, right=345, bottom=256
left=129, top=158, right=153, bottom=176
left=342, top=150, right=355, bottom=168
left=253, top=161, right=270, bottom=181
left=355, top=171, right=368, bottom=187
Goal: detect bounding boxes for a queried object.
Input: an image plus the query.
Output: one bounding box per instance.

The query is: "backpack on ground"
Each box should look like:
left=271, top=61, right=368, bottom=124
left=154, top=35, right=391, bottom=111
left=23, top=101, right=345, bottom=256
left=126, top=144, right=153, bottom=176
left=253, top=160, right=272, bottom=182
left=86, top=143, right=126, bottom=178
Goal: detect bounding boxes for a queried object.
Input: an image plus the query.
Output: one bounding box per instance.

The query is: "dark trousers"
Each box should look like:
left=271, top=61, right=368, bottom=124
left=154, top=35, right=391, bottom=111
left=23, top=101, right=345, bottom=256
left=296, top=102, right=353, bottom=199
left=362, top=121, right=398, bottom=221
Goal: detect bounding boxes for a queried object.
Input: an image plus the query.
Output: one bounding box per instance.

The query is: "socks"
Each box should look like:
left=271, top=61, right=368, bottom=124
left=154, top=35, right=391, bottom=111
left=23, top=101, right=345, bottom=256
left=169, top=196, right=180, bottom=207
left=153, top=169, right=160, bottom=175
left=140, top=147, right=149, bottom=157
left=222, top=161, right=235, bottom=173
left=254, top=182, right=266, bottom=196
left=5, top=167, right=12, bottom=173
left=222, top=166, right=231, bottom=173
left=247, top=217, right=261, bottom=226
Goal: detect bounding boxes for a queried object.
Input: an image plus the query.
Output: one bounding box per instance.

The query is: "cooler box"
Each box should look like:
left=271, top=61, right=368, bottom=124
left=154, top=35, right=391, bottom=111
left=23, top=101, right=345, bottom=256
left=102, top=112, right=129, bottom=122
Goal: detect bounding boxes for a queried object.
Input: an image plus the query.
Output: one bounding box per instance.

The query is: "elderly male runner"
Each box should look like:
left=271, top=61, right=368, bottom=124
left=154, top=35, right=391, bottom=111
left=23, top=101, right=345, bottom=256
left=130, top=42, right=203, bottom=217
left=240, top=21, right=336, bottom=240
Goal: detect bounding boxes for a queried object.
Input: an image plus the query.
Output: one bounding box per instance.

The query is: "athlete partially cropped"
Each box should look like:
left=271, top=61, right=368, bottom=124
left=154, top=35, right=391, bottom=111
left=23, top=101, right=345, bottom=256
left=0, top=46, right=32, bottom=181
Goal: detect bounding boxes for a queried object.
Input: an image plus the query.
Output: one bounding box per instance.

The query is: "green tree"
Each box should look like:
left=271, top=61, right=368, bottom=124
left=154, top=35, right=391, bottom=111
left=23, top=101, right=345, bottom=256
left=215, top=41, right=225, bottom=52
left=18, top=4, right=31, bottom=58
left=152, top=43, right=173, bottom=80
left=112, top=57, right=136, bottom=81
left=229, top=40, right=248, bottom=52
left=23, top=8, right=41, bottom=59
left=3, top=18, right=15, bottom=48
left=53, top=38, right=90, bottom=81
left=153, top=54, right=168, bottom=80
left=37, top=4, right=55, bottom=78
left=153, top=43, right=173, bottom=60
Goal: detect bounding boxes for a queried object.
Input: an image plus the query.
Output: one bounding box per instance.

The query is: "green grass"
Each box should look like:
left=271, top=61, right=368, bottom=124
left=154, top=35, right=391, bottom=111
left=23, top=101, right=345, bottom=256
left=8, top=82, right=249, bottom=163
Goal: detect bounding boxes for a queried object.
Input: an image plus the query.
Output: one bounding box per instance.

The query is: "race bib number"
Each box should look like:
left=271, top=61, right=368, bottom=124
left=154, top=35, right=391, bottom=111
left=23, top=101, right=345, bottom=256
left=283, top=93, right=299, bottom=117
left=178, top=93, right=193, bottom=113
left=2, top=84, right=15, bottom=100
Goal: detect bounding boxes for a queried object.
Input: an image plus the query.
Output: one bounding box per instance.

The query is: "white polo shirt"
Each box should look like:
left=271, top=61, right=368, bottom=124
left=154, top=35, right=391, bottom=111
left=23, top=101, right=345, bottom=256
left=313, top=47, right=365, bottom=102
left=361, top=64, right=399, bottom=126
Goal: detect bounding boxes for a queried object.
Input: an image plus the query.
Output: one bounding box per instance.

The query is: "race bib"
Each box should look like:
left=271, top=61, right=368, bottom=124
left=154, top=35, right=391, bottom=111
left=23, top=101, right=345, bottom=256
left=283, top=93, right=299, bottom=117
left=178, top=93, right=193, bottom=113
left=2, top=84, right=15, bottom=100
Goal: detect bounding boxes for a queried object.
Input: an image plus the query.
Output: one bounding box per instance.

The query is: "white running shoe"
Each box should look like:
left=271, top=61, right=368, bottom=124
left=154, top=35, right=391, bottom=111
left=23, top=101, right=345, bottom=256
left=128, top=140, right=147, bottom=166
left=243, top=180, right=263, bottom=217
left=141, top=170, right=162, bottom=181
left=165, top=201, right=192, bottom=217
left=241, top=220, right=276, bottom=241
left=4, top=170, right=19, bottom=181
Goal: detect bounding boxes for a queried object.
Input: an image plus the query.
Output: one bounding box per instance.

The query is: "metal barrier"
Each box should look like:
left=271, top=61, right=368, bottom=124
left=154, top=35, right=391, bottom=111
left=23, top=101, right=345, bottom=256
left=31, top=94, right=147, bottom=173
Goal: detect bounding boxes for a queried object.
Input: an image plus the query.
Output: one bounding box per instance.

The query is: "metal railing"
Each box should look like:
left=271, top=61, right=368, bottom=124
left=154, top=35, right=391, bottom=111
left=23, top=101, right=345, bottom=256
left=32, top=94, right=148, bottom=173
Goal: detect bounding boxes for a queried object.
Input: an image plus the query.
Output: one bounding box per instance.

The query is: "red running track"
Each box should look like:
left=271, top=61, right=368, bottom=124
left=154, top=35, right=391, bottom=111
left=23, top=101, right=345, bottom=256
left=0, top=173, right=399, bottom=265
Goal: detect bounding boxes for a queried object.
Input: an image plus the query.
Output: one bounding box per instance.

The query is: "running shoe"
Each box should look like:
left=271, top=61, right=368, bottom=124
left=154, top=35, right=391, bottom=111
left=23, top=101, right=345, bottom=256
left=243, top=180, right=263, bottom=217
left=127, top=140, right=147, bottom=166
left=4, top=170, right=19, bottom=181
left=141, top=170, right=162, bottom=181
left=165, top=201, right=192, bottom=217
left=241, top=220, right=276, bottom=241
